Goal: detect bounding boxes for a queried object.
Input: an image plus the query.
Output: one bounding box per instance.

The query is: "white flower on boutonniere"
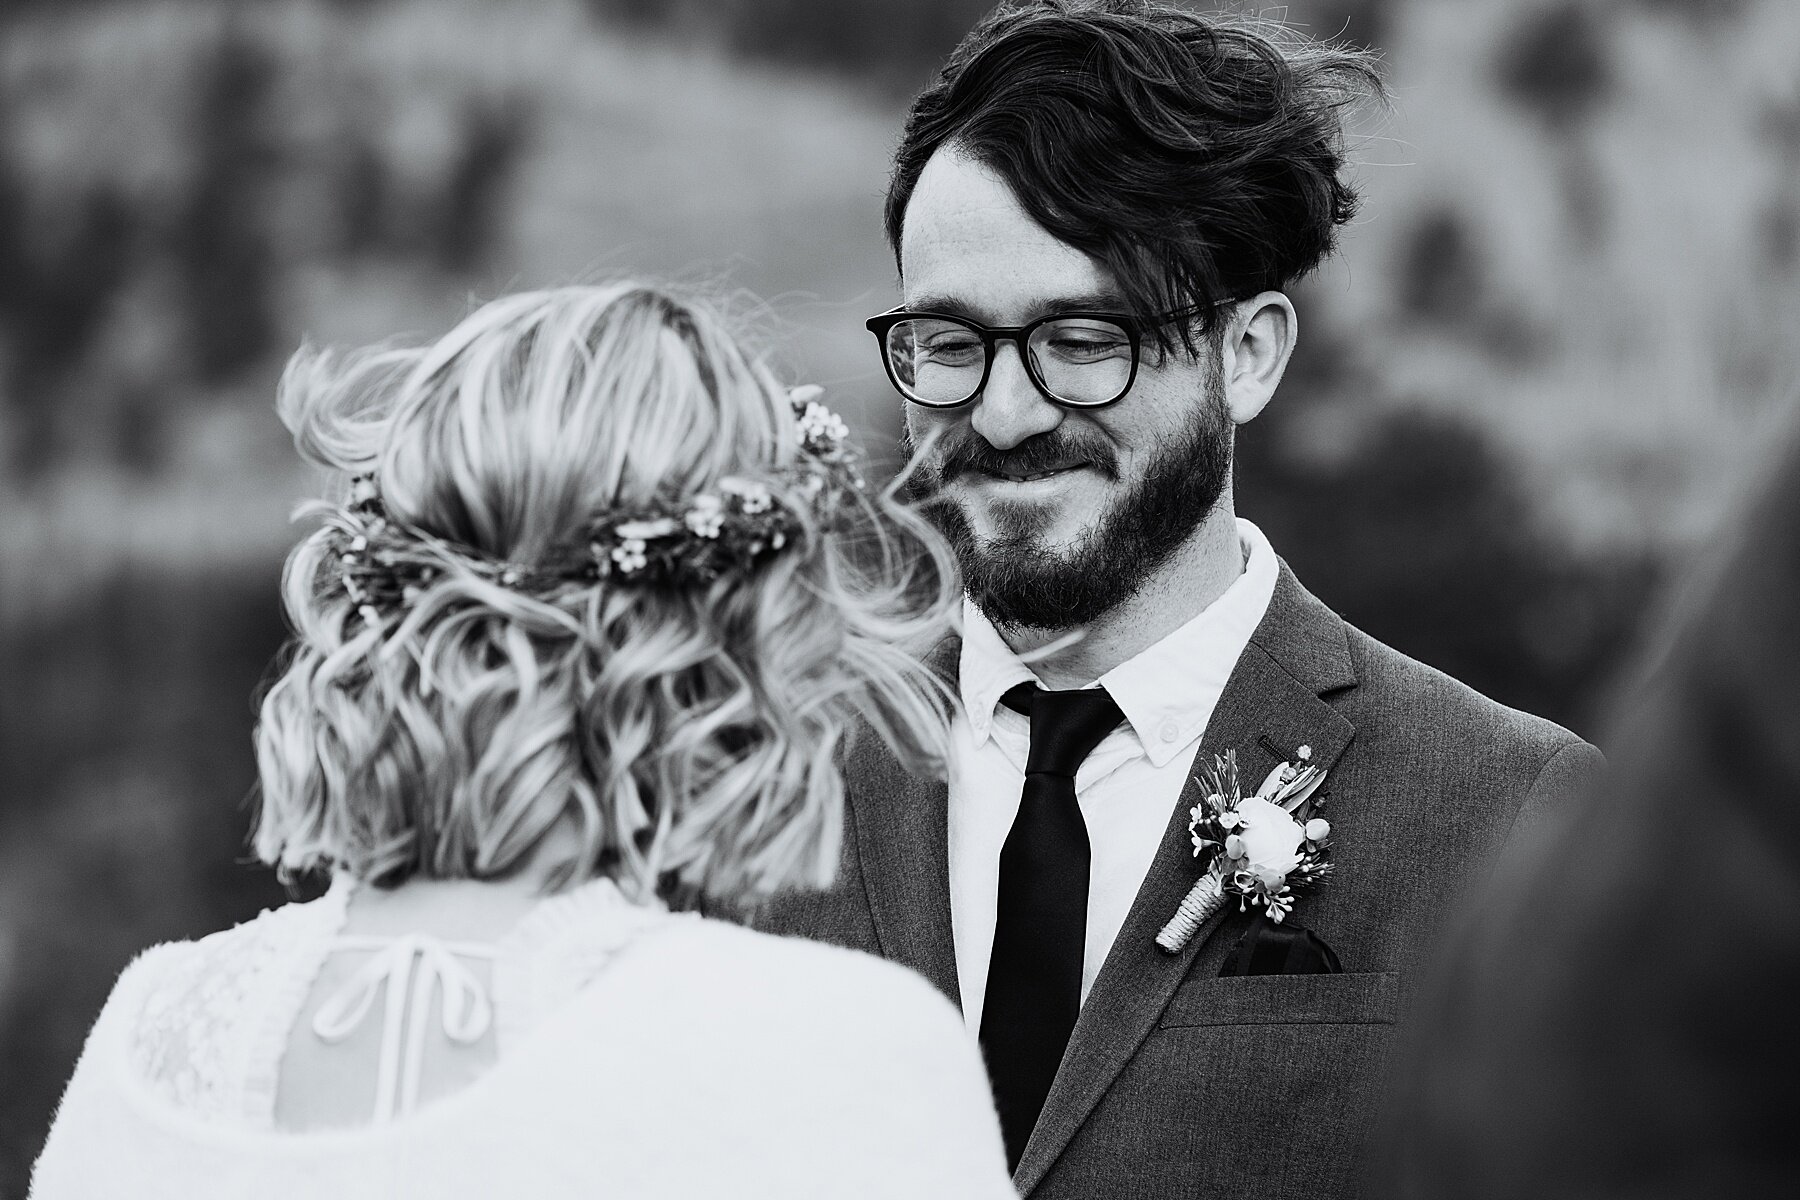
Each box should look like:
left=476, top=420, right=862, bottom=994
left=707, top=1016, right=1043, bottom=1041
left=1155, top=746, right=1333, bottom=953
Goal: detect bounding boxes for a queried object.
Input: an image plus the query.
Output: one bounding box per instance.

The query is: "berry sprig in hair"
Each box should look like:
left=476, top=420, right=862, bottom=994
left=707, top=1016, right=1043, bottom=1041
left=327, top=392, right=861, bottom=626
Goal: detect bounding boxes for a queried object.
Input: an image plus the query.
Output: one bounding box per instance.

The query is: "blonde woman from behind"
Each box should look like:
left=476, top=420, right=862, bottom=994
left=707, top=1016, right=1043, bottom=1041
left=31, top=284, right=1014, bottom=1199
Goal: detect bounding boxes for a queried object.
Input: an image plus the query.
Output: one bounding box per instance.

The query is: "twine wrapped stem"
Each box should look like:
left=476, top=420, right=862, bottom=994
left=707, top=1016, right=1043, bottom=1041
left=1155, top=871, right=1225, bottom=954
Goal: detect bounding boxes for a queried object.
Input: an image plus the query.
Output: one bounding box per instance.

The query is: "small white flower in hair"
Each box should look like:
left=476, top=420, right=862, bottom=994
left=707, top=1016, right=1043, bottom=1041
left=611, top=538, right=649, bottom=574
left=684, top=494, right=725, bottom=538
left=798, top=402, right=849, bottom=447
left=719, top=477, right=772, bottom=514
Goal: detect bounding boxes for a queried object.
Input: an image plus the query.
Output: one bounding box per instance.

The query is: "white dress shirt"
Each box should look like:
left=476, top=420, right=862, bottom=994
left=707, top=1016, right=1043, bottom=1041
left=947, top=518, right=1280, bottom=1032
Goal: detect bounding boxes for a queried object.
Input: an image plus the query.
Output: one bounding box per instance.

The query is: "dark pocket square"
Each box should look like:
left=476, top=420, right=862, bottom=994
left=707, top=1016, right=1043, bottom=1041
left=1219, top=914, right=1342, bottom=977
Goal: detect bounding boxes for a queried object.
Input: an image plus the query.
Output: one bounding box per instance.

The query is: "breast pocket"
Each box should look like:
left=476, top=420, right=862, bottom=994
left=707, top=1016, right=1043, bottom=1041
left=1119, top=971, right=1403, bottom=1197
left=1157, top=970, right=1398, bottom=1029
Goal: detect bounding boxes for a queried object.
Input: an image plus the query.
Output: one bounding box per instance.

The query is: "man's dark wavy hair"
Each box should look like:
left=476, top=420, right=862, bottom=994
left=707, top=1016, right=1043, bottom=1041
left=885, top=0, right=1384, bottom=351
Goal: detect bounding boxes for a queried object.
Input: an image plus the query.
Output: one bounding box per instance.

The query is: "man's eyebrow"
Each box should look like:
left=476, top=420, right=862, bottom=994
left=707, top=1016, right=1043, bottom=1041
left=901, top=291, right=1131, bottom=322
left=1034, top=292, right=1130, bottom=316
left=904, top=294, right=984, bottom=320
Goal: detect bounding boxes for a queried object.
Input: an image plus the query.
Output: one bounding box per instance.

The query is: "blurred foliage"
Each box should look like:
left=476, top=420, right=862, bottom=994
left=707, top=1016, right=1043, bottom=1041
left=1494, top=1, right=1614, bottom=133
left=584, top=0, right=1396, bottom=82
left=1238, top=309, right=1657, bottom=730
left=2, top=0, right=1796, bottom=1194
left=586, top=0, right=998, bottom=89
left=0, top=7, right=535, bottom=480
left=0, top=568, right=292, bottom=1188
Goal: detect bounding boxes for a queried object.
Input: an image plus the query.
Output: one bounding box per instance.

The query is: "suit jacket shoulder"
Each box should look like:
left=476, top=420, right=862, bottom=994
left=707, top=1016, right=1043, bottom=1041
left=1340, top=619, right=1587, bottom=769
left=1281, top=607, right=1603, bottom=985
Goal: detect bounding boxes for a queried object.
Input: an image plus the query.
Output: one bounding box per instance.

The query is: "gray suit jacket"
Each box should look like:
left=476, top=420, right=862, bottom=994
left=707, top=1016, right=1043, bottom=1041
left=756, top=565, right=1601, bottom=1199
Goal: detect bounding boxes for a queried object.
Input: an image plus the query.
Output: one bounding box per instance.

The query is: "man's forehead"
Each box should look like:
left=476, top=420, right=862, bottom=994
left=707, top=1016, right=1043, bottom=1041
left=898, top=147, right=1117, bottom=320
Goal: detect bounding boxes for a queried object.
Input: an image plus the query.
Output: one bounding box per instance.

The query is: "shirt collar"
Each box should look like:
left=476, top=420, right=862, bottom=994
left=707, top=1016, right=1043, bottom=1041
left=956, top=518, right=1281, bottom=766
left=958, top=595, right=1040, bottom=745
left=1101, top=518, right=1279, bottom=766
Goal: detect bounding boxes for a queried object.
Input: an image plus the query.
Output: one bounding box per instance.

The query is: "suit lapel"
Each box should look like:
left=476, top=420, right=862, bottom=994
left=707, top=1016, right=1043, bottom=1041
left=845, top=740, right=961, bottom=1006
left=1013, top=566, right=1359, bottom=1195
left=843, top=640, right=963, bottom=1007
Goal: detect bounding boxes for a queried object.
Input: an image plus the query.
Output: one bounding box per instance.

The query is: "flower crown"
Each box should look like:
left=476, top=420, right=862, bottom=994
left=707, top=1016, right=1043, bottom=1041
left=326, top=393, right=860, bottom=624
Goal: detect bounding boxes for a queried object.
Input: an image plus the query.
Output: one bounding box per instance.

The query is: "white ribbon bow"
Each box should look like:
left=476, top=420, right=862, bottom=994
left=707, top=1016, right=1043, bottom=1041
left=312, top=933, right=496, bottom=1122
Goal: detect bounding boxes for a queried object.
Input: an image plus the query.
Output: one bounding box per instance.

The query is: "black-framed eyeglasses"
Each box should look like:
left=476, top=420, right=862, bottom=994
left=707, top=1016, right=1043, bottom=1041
left=865, top=308, right=1149, bottom=410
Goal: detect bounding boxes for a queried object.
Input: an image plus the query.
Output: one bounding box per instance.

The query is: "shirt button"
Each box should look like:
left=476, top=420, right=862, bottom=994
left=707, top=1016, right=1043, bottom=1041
left=1158, top=719, right=1181, bottom=743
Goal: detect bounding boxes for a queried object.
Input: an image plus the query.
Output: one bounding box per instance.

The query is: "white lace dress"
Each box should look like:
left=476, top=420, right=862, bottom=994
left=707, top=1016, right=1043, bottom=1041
left=30, top=877, right=1015, bottom=1199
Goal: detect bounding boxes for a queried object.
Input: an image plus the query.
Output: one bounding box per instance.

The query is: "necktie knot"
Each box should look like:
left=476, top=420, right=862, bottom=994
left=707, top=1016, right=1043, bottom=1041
left=1003, top=683, right=1126, bottom=778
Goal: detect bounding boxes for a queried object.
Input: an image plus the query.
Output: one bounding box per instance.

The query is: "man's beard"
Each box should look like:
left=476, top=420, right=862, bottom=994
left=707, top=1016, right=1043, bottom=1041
left=904, top=384, right=1233, bottom=631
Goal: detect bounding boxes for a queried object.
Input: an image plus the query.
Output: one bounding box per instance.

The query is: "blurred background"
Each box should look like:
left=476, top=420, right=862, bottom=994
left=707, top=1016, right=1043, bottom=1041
left=1, top=0, right=1796, bottom=1188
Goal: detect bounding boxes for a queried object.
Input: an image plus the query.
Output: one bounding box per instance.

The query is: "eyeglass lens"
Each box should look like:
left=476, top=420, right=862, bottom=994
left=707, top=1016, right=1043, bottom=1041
left=882, top=317, right=1134, bottom=406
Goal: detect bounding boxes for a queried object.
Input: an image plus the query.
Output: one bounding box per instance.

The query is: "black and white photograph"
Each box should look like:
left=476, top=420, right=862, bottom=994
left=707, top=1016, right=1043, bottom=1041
left=2, top=1, right=1796, bottom=1196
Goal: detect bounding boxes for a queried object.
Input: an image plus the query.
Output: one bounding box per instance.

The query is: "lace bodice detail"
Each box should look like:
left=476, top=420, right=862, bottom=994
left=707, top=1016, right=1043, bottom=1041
left=131, top=890, right=342, bottom=1126
left=125, top=876, right=685, bottom=1130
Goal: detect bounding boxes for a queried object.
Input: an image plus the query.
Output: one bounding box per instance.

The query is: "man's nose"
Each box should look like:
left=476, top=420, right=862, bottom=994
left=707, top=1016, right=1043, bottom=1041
left=969, top=341, right=1062, bottom=451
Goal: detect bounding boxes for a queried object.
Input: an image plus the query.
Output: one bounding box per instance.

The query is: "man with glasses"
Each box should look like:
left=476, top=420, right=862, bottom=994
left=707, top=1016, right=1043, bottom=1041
left=764, top=4, right=1601, bottom=1197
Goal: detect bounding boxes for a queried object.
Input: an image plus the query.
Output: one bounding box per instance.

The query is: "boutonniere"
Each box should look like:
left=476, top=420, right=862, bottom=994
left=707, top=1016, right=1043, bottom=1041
left=1155, top=747, right=1333, bottom=953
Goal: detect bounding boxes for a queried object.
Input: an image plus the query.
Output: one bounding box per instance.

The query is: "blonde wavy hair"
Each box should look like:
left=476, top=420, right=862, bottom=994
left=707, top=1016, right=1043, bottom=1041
left=254, top=283, right=958, bottom=902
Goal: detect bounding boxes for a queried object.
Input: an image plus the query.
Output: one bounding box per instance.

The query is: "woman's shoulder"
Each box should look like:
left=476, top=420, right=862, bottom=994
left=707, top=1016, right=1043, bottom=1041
left=559, top=918, right=1012, bottom=1195
left=594, top=918, right=992, bottom=1108
left=643, top=916, right=962, bottom=1026
left=512, top=911, right=976, bottom=1074
left=38, top=891, right=347, bottom=1154
left=130, top=889, right=344, bottom=1015
left=114, top=889, right=349, bottom=1122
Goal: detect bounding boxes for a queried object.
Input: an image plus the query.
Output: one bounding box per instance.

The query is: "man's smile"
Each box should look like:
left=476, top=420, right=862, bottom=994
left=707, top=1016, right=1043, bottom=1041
left=979, top=464, right=1088, bottom=484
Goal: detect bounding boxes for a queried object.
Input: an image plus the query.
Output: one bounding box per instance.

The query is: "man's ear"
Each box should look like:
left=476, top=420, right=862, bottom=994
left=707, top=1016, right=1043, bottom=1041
left=1219, top=291, right=1297, bottom=426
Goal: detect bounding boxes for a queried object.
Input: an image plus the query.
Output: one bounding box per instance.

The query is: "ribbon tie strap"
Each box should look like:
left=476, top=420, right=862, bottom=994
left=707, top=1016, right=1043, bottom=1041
left=311, top=933, right=497, bottom=1122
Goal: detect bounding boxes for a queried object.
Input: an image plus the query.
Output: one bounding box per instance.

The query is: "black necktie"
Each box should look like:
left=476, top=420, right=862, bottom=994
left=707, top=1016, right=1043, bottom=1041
left=980, top=682, right=1126, bottom=1170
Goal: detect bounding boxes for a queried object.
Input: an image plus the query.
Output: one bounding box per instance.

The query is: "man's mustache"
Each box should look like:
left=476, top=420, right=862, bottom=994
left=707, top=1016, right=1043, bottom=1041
left=927, top=430, right=1120, bottom=485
